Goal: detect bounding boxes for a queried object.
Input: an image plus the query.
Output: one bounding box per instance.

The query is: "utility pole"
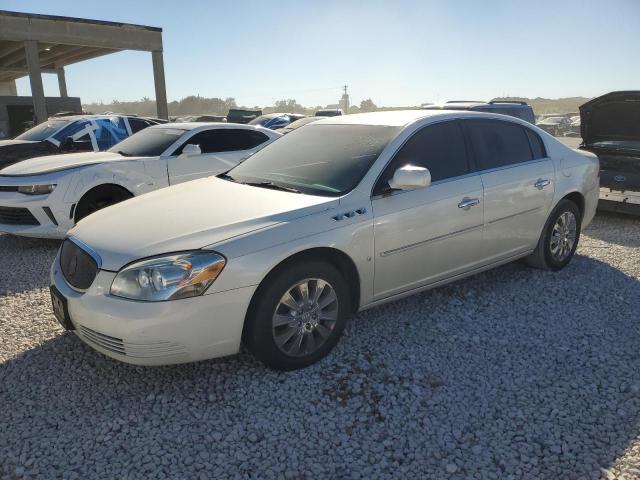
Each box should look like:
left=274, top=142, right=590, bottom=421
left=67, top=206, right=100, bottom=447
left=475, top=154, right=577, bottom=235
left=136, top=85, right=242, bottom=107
left=341, top=85, right=350, bottom=112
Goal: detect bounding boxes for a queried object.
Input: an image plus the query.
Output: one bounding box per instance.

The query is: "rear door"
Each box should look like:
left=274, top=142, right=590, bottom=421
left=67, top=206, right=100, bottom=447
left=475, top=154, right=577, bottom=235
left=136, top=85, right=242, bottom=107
left=168, top=128, right=271, bottom=184
left=463, top=119, right=555, bottom=261
left=372, top=120, right=485, bottom=299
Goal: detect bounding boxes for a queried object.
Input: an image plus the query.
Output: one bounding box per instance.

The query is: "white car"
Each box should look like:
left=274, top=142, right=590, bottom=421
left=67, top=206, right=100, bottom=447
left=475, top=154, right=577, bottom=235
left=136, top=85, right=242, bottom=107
left=0, top=123, right=280, bottom=238
left=49, top=110, right=599, bottom=370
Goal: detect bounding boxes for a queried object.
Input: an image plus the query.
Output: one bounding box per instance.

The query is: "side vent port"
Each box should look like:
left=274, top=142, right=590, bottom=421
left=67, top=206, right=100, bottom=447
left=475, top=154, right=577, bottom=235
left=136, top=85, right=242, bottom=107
left=332, top=207, right=367, bottom=221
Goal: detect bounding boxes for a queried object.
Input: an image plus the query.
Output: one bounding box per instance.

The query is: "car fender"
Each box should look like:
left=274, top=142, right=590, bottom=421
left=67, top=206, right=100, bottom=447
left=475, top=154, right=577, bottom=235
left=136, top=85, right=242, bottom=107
left=66, top=160, right=166, bottom=204
left=205, top=203, right=375, bottom=307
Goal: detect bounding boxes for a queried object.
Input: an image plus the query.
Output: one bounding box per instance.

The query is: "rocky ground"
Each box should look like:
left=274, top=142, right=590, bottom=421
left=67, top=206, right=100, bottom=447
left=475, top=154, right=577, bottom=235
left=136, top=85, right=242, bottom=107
left=1, top=212, right=639, bottom=480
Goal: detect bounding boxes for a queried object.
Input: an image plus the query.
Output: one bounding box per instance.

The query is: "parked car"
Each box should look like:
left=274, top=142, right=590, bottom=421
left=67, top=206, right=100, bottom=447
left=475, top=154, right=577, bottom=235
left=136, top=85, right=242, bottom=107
left=0, top=123, right=280, bottom=238
left=226, top=109, right=262, bottom=124
left=315, top=109, right=344, bottom=117
left=0, top=115, right=161, bottom=170
left=536, top=116, right=572, bottom=136
left=277, top=116, right=324, bottom=134
left=423, top=100, right=536, bottom=124
left=249, top=113, right=305, bottom=130
left=579, top=91, right=640, bottom=215
left=565, top=116, right=581, bottom=137
left=49, top=110, right=599, bottom=370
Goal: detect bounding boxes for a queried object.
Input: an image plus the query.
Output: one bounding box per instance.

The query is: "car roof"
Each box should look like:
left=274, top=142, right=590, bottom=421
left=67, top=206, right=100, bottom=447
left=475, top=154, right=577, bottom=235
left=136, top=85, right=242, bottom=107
left=313, top=109, right=537, bottom=127
left=147, top=122, right=264, bottom=131
left=312, top=109, right=464, bottom=126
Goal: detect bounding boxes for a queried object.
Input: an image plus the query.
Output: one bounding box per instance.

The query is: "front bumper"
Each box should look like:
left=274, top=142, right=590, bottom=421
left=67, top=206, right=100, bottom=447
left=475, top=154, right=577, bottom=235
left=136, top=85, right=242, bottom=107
left=50, top=250, right=256, bottom=365
left=0, top=190, right=72, bottom=238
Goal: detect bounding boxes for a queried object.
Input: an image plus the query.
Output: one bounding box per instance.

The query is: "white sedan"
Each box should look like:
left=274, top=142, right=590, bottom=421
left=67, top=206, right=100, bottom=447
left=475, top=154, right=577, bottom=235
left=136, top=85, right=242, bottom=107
left=0, top=123, right=280, bottom=238
left=50, top=110, right=599, bottom=370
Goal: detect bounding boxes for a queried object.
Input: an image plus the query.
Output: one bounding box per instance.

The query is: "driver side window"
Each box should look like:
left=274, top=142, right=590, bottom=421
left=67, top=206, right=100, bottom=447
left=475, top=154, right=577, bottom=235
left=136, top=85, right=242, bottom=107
left=373, top=121, right=471, bottom=195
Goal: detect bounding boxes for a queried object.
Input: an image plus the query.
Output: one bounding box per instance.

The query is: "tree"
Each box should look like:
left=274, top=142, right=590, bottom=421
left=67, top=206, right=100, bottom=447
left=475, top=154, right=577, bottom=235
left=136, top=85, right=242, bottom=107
left=359, top=99, right=378, bottom=112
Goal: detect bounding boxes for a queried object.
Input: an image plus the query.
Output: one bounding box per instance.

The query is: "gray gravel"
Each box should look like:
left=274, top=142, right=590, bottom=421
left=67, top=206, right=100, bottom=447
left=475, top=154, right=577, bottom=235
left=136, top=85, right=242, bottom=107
left=1, top=212, right=640, bottom=480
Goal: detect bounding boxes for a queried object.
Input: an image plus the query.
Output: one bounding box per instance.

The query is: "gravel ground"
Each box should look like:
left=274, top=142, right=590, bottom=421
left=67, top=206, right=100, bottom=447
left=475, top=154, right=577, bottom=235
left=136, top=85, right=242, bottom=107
left=1, top=213, right=639, bottom=480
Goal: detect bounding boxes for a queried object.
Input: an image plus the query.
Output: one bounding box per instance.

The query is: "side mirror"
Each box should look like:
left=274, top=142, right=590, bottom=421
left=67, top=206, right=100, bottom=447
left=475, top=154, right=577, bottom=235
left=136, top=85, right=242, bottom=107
left=181, top=144, right=201, bottom=156
left=388, top=165, right=431, bottom=191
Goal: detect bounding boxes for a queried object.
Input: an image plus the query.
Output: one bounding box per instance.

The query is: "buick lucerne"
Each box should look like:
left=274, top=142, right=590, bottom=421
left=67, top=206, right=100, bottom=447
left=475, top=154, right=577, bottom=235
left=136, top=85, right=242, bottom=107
left=50, top=110, right=599, bottom=370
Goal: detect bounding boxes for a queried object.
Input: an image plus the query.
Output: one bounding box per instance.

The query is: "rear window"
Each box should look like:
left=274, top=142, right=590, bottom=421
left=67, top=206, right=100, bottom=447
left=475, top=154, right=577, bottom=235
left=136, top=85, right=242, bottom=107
left=525, top=129, right=547, bottom=159
left=465, top=119, right=533, bottom=170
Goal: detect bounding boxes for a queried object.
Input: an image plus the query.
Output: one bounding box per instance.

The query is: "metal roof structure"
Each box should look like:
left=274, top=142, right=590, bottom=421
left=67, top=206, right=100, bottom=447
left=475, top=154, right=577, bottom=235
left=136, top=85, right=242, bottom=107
left=0, top=10, right=168, bottom=122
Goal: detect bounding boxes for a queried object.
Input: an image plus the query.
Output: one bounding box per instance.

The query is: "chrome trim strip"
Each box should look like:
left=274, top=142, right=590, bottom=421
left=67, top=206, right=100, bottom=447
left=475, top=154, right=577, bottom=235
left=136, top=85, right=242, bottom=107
left=380, top=223, right=484, bottom=257
left=476, top=158, right=551, bottom=176
left=67, top=235, right=103, bottom=270
left=487, top=206, right=541, bottom=225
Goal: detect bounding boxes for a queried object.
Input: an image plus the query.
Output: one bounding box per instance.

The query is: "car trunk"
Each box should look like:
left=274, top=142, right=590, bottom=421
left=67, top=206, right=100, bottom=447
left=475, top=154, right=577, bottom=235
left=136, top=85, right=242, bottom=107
left=580, top=91, right=640, bottom=192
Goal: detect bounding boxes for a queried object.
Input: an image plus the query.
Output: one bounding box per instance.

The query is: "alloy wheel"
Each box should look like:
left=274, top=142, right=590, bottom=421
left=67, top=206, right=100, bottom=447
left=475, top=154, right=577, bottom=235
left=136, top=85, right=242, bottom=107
left=550, top=211, right=577, bottom=262
left=271, top=278, right=339, bottom=357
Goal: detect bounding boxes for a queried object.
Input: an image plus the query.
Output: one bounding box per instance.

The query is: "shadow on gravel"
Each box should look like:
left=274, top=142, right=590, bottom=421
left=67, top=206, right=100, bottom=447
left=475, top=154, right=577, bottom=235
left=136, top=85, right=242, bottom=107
left=585, top=212, right=640, bottom=248
left=1, top=255, right=640, bottom=479
left=0, top=234, right=60, bottom=294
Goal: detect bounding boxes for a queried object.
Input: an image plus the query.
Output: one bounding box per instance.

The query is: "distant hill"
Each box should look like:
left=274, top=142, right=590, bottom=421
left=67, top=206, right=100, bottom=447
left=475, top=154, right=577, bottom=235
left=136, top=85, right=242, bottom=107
left=491, top=97, right=591, bottom=115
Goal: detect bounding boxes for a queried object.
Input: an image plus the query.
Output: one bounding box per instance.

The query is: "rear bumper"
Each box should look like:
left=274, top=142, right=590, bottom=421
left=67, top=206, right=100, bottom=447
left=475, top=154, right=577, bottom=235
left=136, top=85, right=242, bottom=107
left=598, top=188, right=640, bottom=215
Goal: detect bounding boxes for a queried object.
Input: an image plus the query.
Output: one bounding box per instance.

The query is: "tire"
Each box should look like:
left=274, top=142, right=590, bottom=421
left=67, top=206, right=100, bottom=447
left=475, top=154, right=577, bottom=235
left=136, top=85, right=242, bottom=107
left=74, top=185, right=133, bottom=223
left=526, top=199, right=581, bottom=271
left=244, top=260, right=350, bottom=370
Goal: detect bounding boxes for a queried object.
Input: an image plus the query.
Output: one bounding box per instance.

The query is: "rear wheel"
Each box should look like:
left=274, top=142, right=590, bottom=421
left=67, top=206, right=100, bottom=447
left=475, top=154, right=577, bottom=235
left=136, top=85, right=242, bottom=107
left=244, top=261, right=350, bottom=370
left=526, top=199, right=581, bottom=271
left=74, top=185, right=133, bottom=223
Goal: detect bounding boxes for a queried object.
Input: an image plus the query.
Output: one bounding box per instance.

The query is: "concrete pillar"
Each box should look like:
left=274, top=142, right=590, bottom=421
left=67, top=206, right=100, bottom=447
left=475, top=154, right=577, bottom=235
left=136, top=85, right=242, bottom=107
left=56, top=68, right=68, bottom=97
left=0, top=80, right=17, bottom=96
left=24, top=40, right=47, bottom=124
left=151, top=50, right=168, bottom=119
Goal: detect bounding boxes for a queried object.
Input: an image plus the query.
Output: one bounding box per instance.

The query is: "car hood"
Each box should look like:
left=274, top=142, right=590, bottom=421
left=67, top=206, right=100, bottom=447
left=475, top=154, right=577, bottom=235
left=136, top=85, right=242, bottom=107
left=70, top=177, right=339, bottom=270
left=580, top=91, right=640, bottom=145
left=0, top=139, right=34, bottom=146
left=0, top=151, right=131, bottom=176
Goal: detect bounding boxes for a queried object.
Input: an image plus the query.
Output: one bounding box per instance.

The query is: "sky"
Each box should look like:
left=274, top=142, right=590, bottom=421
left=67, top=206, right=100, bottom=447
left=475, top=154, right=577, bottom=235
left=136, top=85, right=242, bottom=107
left=2, top=0, right=639, bottom=108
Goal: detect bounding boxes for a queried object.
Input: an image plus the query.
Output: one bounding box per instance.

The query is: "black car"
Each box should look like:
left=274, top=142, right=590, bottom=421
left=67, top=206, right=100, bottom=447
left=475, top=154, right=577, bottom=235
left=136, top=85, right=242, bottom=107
left=580, top=91, right=640, bottom=215
left=226, top=109, right=262, bottom=124
left=423, top=100, right=536, bottom=124
left=0, top=114, right=160, bottom=170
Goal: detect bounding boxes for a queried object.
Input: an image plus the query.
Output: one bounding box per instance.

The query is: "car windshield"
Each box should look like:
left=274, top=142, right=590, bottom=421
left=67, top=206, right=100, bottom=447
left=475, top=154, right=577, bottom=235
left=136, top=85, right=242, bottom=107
left=15, top=119, right=71, bottom=141
left=249, top=115, right=281, bottom=126
left=107, top=127, right=186, bottom=157
left=225, top=124, right=400, bottom=196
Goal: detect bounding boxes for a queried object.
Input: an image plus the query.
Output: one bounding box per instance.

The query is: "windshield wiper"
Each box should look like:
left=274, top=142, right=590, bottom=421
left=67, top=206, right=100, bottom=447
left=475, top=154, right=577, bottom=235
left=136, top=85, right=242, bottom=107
left=218, top=172, right=238, bottom=182
left=242, top=181, right=301, bottom=194
left=116, top=150, right=133, bottom=157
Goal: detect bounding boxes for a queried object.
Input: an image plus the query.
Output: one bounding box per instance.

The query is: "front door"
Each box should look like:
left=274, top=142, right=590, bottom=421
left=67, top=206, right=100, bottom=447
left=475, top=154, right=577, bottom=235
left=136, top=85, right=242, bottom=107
left=372, top=120, right=485, bottom=299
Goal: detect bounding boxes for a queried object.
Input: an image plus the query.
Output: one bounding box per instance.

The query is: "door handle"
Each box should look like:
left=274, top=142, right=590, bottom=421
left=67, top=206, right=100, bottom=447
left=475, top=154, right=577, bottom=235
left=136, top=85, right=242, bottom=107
left=535, top=179, right=551, bottom=190
left=458, top=197, right=480, bottom=209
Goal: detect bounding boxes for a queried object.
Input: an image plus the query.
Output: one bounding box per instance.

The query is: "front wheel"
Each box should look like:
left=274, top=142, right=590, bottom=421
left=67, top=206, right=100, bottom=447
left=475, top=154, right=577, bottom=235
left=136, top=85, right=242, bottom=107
left=526, top=199, right=581, bottom=271
left=244, top=261, right=350, bottom=370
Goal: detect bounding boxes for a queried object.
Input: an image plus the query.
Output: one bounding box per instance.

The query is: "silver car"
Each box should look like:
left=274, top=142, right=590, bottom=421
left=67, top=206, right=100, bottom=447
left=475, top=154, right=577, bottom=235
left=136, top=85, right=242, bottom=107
left=50, top=110, right=599, bottom=370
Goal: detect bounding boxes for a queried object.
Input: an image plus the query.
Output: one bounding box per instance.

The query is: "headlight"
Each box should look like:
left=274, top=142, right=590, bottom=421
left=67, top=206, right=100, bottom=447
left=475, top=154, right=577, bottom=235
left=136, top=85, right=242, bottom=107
left=18, top=184, right=56, bottom=195
left=110, top=251, right=226, bottom=301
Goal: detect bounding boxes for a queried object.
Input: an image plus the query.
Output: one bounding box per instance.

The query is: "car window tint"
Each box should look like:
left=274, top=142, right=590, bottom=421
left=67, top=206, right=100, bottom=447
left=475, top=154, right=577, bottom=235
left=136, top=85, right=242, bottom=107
left=128, top=118, right=152, bottom=133
left=525, top=128, right=547, bottom=159
left=374, top=121, right=470, bottom=195
left=465, top=119, right=533, bottom=170
left=179, top=129, right=269, bottom=154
